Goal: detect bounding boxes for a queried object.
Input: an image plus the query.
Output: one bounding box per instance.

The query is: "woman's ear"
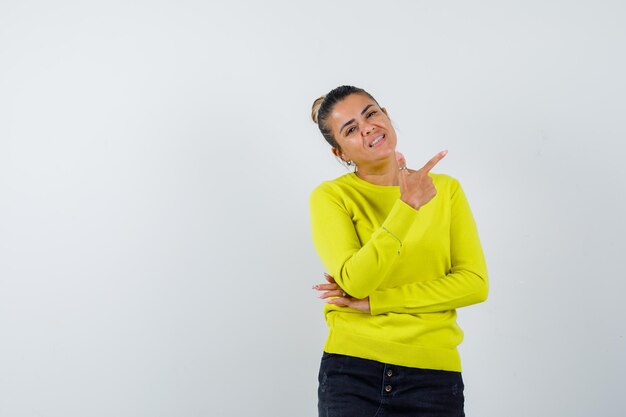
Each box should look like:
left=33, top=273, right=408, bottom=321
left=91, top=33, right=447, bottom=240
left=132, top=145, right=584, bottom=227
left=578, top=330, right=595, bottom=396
left=331, top=147, right=350, bottom=164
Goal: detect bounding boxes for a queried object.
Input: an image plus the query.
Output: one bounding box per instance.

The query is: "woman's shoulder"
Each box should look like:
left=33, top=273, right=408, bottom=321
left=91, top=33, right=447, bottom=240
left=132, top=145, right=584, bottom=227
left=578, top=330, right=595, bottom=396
left=431, top=172, right=460, bottom=188
left=311, top=173, right=355, bottom=192
left=310, top=173, right=354, bottom=202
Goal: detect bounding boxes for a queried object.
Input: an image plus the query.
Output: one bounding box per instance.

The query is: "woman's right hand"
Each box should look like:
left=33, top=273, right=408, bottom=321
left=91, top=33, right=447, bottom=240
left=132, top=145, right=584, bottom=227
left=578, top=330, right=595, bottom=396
left=396, top=150, right=448, bottom=210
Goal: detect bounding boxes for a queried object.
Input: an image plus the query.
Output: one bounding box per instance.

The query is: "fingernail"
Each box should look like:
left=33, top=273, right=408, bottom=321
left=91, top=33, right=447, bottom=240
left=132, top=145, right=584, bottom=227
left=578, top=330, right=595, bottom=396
left=312, top=285, right=319, bottom=290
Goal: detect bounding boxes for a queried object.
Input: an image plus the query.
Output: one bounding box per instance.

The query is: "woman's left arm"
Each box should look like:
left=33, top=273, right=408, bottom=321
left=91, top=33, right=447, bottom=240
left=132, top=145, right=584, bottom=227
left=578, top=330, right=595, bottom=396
left=367, top=179, right=488, bottom=315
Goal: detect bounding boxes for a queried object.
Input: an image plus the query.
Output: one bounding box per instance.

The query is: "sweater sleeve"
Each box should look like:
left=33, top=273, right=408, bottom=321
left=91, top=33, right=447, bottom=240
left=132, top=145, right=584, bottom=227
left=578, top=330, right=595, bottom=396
left=310, top=183, right=419, bottom=299
left=369, top=179, right=488, bottom=315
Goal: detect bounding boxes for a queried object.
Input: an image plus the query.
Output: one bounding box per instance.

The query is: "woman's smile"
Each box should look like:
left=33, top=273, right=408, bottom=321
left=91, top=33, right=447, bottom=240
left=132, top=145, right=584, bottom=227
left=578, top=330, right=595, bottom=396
left=369, top=134, right=385, bottom=148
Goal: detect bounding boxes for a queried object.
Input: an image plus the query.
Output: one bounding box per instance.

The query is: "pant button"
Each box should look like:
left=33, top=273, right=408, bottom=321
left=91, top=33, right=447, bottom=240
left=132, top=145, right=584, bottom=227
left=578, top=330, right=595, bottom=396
left=385, top=385, right=392, bottom=392
left=386, top=369, right=393, bottom=377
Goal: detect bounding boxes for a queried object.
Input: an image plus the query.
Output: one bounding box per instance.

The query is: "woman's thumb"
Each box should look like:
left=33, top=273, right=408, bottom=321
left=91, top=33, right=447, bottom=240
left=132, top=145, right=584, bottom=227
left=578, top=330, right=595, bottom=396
left=396, top=151, right=406, bottom=168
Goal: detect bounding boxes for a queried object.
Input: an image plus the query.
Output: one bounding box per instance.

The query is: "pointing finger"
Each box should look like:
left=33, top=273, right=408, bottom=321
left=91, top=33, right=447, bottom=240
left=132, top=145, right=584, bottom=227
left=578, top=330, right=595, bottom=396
left=421, top=150, right=448, bottom=174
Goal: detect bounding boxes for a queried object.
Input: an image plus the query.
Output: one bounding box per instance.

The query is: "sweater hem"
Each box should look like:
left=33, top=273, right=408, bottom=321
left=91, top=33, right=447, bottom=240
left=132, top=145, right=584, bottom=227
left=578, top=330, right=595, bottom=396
left=324, top=329, right=462, bottom=372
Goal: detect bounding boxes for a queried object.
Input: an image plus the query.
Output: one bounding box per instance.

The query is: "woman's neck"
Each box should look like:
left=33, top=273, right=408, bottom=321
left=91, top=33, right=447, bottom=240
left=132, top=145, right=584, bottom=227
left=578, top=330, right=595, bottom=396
left=355, top=160, right=399, bottom=186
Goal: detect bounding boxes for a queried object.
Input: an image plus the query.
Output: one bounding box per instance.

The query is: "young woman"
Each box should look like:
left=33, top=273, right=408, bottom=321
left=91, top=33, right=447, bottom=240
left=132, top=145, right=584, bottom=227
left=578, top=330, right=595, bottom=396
left=310, top=86, right=488, bottom=417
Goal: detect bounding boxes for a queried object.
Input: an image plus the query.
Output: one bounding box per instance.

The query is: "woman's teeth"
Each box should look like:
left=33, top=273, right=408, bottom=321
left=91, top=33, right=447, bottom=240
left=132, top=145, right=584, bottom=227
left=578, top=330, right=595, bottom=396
left=369, top=135, right=384, bottom=147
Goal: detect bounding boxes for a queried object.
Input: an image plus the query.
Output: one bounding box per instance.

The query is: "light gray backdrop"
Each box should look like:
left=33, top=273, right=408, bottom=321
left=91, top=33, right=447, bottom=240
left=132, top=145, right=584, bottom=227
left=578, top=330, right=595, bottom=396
left=1, top=1, right=625, bottom=416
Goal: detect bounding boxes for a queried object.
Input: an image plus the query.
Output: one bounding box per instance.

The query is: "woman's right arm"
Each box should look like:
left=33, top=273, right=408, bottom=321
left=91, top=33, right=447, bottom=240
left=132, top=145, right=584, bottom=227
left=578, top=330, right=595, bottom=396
left=310, top=184, right=418, bottom=299
left=310, top=150, right=447, bottom=299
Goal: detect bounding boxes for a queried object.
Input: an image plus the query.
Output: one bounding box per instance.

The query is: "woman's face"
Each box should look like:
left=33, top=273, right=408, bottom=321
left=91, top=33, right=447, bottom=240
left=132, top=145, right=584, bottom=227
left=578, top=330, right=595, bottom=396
left=328, top=93, right=398, bottom=168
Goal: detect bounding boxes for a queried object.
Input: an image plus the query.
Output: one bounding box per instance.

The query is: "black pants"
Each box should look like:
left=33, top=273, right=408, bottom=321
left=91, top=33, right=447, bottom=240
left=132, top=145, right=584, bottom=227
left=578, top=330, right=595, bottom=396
left=318, top=352, right=465, bottom=417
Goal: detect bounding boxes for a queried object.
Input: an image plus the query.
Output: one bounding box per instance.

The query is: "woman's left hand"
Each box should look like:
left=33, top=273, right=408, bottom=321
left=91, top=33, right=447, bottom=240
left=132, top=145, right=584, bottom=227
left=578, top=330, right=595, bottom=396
left=312, top=273, right=371, bottom=313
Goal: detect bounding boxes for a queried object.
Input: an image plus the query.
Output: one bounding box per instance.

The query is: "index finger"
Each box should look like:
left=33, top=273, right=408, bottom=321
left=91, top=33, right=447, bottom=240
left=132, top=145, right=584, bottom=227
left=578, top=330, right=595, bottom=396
left=314, top=283, right=340, bottom=291
left=420, top=150, right=448, bottom=174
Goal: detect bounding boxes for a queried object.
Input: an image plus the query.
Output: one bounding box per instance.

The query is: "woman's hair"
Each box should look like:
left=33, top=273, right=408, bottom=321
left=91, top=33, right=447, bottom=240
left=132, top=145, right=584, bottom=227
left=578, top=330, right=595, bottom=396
left=311, top=85, right=378, bottom=149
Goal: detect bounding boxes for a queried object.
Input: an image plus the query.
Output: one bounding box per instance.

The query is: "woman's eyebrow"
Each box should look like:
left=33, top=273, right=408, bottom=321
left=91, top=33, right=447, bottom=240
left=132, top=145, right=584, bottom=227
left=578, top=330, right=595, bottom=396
left=360, top=104, right=374, bottom=115
left=340, top=119, right=355, bottom=134
left=340, top=105, right=375, bottom=134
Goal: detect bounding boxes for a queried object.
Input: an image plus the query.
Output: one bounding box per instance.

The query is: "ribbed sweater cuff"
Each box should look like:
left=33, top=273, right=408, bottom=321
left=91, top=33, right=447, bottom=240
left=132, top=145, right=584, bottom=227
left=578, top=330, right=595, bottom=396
left=369, top=289, right=395, bottom=316
left=380, top=199, right=419, bottom=243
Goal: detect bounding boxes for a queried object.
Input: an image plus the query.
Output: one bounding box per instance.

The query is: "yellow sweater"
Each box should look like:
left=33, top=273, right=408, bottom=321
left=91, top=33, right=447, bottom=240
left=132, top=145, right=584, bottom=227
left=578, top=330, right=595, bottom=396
left=310, top=172, right=488, bottom=372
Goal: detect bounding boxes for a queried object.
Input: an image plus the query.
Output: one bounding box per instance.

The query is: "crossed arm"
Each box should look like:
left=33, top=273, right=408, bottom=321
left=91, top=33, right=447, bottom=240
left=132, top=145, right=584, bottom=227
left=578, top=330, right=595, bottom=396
left=311, top=153, right=488, bottom=315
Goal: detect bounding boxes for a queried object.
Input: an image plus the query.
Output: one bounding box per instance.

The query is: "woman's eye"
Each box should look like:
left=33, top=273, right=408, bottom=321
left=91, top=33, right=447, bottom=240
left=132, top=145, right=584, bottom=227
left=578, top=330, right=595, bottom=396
left=346, top=126, right=356, bottom=135
left=367, top=111, right=377, bottom=118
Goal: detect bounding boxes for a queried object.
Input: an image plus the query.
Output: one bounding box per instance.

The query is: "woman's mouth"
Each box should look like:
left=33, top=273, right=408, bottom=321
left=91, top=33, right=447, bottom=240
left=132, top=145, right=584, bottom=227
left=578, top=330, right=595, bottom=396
left=369, top=134, right=385, bottom=148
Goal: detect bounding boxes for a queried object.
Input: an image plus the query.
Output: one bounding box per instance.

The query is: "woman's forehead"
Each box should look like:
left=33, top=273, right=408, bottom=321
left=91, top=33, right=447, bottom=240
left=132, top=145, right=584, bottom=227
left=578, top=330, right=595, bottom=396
left=331, top=94, right=378, bottom=120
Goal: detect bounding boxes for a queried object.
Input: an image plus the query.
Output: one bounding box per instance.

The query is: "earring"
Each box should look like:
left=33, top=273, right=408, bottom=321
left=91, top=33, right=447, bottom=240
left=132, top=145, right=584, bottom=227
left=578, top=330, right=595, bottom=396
left=346, top=160, right=353, bottom=166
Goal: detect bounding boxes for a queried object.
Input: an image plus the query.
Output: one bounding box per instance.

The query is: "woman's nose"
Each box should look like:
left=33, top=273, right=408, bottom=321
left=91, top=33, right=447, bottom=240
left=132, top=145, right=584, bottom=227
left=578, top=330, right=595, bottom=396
left=362, top=123, right=376, bottom=135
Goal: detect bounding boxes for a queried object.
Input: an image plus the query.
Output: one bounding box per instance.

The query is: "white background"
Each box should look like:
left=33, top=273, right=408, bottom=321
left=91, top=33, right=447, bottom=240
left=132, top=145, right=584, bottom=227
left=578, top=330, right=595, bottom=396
left=1, top=1, right=625, bottom=416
